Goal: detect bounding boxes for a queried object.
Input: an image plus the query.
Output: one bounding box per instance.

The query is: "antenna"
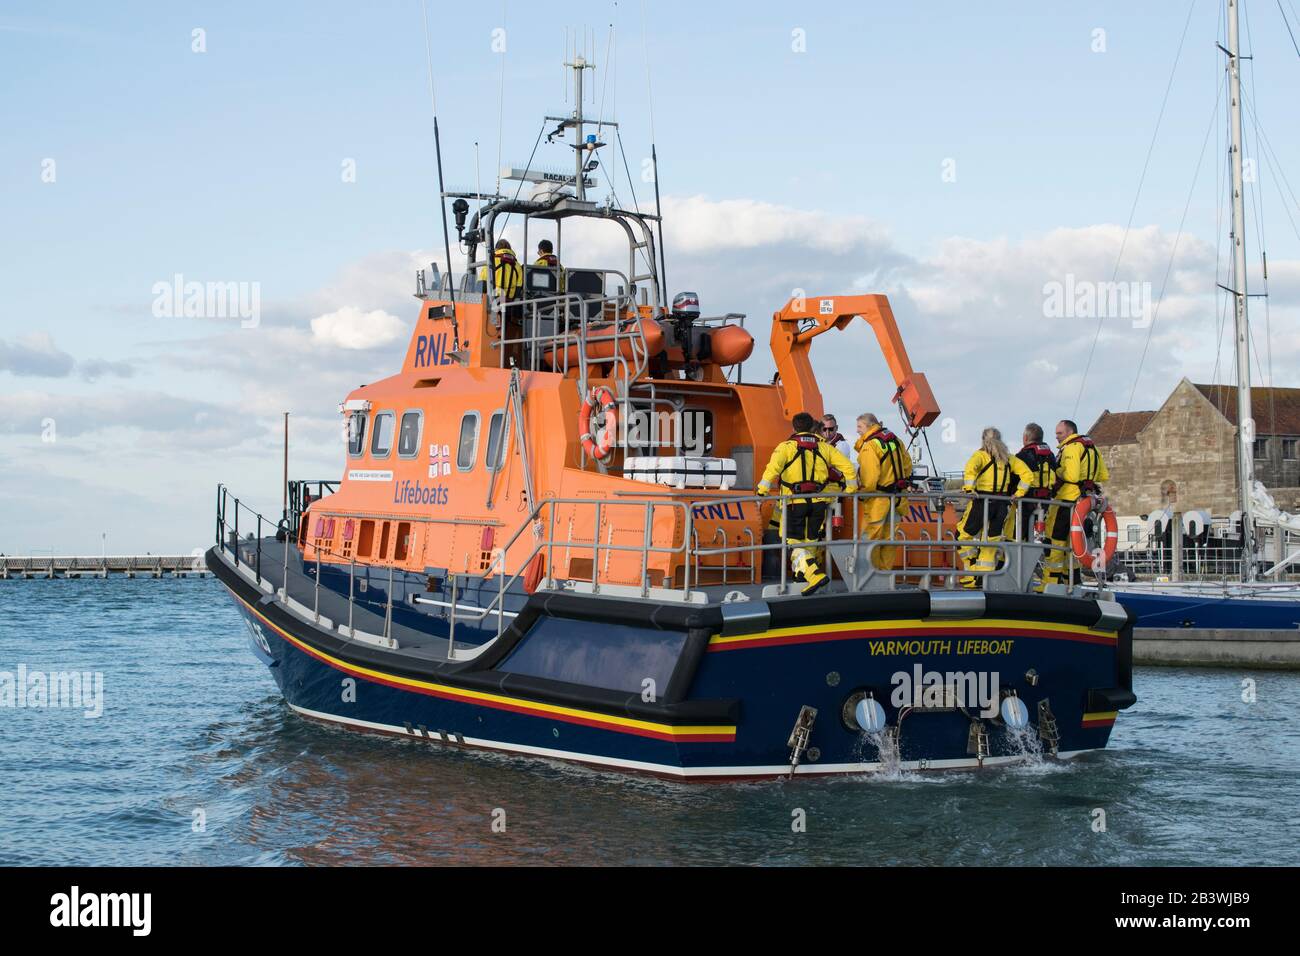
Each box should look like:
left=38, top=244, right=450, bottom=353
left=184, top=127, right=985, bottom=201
left=641, top=0, right=668, bottom=306
left=421, top=0, right=459, bottom=334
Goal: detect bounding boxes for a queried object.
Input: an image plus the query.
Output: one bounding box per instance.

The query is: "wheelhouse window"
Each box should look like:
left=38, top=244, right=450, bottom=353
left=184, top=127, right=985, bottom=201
left=397, top=410, right=422, bottom=459
left=370, top=411, right=396, bottom=458
left=457, top=412, right=480, bottom=471
left=346, top=413, right=367, bottom=457
left=485, top=410, right=507, bottom=471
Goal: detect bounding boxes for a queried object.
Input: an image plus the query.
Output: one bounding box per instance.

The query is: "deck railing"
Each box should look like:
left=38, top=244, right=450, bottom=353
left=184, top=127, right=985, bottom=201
left=216, top=482, right=1106, bottom=652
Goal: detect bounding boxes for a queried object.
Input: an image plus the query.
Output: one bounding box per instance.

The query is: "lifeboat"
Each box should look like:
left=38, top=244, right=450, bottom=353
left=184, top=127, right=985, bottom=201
left=205, top=49, right=1135, bottom=780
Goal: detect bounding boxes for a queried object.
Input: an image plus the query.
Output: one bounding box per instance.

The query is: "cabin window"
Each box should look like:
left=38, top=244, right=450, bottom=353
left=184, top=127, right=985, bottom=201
left=457, top=412, right=481, bottom=471
left=485, top=410, right=507, bottom=471
left=371, top=411, right=396, bottom=458
left=378, top=521, right=391, bottom=559
left=346, top=413, right=367, bottom=457
left=398, top=410, right=422, bottom=458
left=395, top=522, right=412, bottom=561
left=357, top=520, right=375, bottom=558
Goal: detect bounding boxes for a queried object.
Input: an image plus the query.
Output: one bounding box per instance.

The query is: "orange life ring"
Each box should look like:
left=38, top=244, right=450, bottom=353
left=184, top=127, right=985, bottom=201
left=579, top=385, right=617, bottom=461
left=1070, top=496, right=1118, bottom=570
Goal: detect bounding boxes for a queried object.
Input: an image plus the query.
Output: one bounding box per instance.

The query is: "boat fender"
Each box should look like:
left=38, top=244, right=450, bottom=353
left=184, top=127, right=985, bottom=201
left=927, top=590, right=986, bottom=620
left=1071, top=496, right=1118, bottom=570
left=522, top=552, right=545, bottom=594
left=579, top=385, right=617, bottom=461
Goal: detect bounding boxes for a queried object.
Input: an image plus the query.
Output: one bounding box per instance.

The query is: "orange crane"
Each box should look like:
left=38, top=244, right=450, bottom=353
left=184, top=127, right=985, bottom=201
left=768, top=293, right=940, bottom=430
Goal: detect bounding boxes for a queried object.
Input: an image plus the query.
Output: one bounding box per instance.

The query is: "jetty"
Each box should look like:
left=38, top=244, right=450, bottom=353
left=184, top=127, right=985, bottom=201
left=0, top=555, right=211, bottom=579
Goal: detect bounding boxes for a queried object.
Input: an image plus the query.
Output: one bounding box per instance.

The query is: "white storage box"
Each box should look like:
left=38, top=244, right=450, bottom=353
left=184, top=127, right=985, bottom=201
left=623, top=456, right=738, bottom=490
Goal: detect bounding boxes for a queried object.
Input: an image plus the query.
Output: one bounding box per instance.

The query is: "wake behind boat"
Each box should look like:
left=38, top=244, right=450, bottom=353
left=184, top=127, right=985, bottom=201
left=206, top=53, right=1135, bottom=779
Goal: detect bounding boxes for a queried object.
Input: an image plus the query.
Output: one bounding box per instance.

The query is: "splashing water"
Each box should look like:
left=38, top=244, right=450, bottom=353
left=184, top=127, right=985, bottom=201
left=854, top=728, right=904, bottom=777
left=1004, top=724, right=1044, bottom=763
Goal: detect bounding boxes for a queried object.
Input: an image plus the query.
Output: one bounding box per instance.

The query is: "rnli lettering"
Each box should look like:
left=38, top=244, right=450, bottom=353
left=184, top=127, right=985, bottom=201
left=413, top=332, right=456, bottom=368
left=908, top=504, right=937, bottom=522
left=690, top=502, right=747, bottom=521
left=867, top=639, right=1014, bottom=656
left=394, top=479, right=449, bottom=506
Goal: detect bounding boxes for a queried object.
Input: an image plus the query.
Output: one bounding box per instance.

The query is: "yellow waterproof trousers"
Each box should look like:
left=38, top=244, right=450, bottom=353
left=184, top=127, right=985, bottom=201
left=861, top=496, right=908, bottom=571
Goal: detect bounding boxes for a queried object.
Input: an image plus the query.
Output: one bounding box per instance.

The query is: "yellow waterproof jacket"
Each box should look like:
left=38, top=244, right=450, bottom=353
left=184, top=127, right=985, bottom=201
left=962, top=450, right=1034, bottom=497
left=478, top=249, right=523, bottom=299
left=535, top=253, right=565, bottom=292
left=855, top=425, right=913, bottom=492
left=1054, top=433, right=1109, bottom=502
left=758, top=432, right=859, bottom=502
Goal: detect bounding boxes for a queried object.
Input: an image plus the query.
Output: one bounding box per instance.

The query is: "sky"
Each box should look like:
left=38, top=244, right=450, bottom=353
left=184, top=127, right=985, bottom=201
left=2, top=0, right=1300, bottom=554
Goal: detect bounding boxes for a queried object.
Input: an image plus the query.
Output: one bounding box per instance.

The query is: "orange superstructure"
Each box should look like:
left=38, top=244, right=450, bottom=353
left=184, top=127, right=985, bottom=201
left=295, top=74, right=951, bottom=591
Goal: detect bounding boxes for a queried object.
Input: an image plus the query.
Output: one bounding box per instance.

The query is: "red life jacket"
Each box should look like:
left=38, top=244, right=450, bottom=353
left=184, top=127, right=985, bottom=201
left=781, top=432, right=840, bottom=495
left=870, top=428, right=912, bottom=491
left=1017, top=442, right=1057, bottom=498
left=1055, top=435, right=1102, bottom=494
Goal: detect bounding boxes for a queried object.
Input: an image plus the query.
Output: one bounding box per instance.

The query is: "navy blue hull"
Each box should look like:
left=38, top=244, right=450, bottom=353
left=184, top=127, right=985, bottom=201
left=1113, top=588, right=1300, bottom=631
left=215, top=550, right=1134, bottom=779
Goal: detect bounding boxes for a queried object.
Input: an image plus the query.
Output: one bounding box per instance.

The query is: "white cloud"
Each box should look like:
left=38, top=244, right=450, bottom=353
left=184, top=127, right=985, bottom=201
left=309, top=307, right=406, bottom=350
left=0, top=331, right=75, bottom=378
left=10, top=193, right=1299, bottom=550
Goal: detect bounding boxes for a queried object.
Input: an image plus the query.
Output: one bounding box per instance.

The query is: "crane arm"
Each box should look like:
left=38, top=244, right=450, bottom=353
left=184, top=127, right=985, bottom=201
left=768, top=293, right=940, bottom=429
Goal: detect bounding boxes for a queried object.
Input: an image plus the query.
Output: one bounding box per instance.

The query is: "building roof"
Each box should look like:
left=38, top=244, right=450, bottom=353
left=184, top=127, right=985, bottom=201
left=1089, top=409, right=1156, bottom=446
left=1194, top=383, right=1300, bottom=435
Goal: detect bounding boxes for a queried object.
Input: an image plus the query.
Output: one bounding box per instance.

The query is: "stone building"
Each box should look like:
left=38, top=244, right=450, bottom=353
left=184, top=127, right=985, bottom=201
left=1089, top=377, right=1300, bottom=518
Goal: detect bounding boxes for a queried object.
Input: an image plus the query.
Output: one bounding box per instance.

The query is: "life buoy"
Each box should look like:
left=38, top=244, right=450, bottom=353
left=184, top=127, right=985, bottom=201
left=1070, top=496, right=1118, bottom=570
left=579, top=385, right=617, bottom=461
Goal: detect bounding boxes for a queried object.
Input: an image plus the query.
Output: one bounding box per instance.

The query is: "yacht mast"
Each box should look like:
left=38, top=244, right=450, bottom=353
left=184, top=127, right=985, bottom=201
left=1226, top=0, right=1256, bottom=580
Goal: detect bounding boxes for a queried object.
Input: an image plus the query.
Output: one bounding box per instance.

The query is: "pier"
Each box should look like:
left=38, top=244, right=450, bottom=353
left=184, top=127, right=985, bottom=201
left=0, top=555, right=211, bottom=579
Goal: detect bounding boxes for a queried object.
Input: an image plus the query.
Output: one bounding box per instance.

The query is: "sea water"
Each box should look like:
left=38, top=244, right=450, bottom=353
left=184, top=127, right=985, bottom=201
left=2, top=577, right=1299, bottom=865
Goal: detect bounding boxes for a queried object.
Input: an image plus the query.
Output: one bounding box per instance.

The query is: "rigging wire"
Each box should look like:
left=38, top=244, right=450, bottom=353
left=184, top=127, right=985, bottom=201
left=1241, top=90, right=1300, bottom=244
left=1243, top=3, right=1276, bottom=439
left=1072, top=0, right=1200, bottom=420
left=1118, top=93, right=1221, bottom=428
left=1278, top=0, right=1300, bottom=56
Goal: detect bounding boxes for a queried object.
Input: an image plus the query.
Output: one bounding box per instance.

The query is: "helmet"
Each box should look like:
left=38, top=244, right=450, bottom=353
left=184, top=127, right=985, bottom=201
left=671, top=291, right=700, bottom=319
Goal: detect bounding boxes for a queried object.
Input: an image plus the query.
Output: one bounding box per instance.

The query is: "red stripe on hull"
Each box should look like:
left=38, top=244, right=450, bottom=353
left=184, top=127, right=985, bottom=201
left=710, top=625, right=1117, bottom=652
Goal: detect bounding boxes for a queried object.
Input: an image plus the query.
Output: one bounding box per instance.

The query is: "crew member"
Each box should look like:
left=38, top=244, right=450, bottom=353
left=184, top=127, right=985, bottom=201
left=958, top=427, right=1034, bottom=588
left=1003, top=422, right=1057, bottom=543
left=1043, top=419, right=1110, bottom=586
left=478, top=238, right=523, bottom=301
left=535, top=238, right=560, bottom=269
left=821, top=414, right=850, bottom=458
left=757, top=412, right=858, bottom=596
left=855, top=412, right=913, bottom=571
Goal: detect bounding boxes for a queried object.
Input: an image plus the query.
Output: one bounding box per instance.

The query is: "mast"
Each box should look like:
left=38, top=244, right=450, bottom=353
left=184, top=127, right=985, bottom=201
left=1226, top=0, right=1256, bottom=580
left=566, top=54, right=593, bottom=201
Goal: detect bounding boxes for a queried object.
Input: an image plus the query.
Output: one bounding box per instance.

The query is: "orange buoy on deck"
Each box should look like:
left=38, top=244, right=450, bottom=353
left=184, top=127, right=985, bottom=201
left=547, top=317, right=665, bottom=367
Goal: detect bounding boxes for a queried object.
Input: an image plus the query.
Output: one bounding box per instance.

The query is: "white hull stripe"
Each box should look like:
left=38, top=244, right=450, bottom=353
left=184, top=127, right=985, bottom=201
left=287, top=703, right=1092, bottom=779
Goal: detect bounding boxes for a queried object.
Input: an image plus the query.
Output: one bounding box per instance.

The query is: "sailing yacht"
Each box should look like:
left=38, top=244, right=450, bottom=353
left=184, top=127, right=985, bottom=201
left=1101, top=0, right=1300, bottom=665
